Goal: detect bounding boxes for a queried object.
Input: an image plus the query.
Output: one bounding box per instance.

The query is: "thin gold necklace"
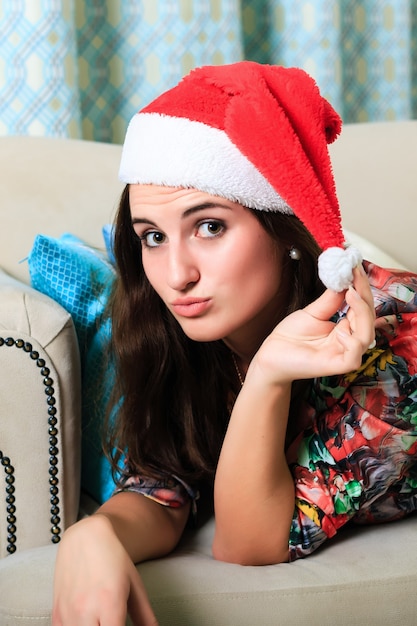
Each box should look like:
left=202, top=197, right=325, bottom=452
left=231, top=352, right=244, bottom=387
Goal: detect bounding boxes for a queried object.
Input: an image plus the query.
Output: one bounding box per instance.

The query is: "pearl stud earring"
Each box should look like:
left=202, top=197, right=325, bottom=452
left=289, top=246, right=302, bottom=261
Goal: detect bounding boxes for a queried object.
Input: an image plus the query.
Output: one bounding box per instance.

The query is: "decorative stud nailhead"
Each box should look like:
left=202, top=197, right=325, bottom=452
left=0, top=337, right=62, bottom=553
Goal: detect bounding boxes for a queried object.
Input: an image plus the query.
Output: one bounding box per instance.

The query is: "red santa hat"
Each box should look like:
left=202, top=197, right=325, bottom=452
left=119, top=61, right=361, bottom=292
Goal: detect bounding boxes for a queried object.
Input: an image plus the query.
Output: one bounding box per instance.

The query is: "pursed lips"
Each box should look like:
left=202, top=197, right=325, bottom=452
left=171, top=297, right=212, bottom=317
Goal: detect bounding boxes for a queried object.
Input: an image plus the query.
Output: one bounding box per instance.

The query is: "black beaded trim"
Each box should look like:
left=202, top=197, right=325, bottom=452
left=0, top=336, right=61, bottom=552
left=0, top=450, right=16, bottom=554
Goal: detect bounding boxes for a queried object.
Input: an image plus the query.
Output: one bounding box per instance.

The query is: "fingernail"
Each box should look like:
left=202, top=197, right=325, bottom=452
left=348, top=285, right=360, bottom=298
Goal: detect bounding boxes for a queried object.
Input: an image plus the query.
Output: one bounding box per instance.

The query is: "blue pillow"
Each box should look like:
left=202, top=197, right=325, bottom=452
left=102, top=223, right=115, bottom=264
left=28, top=232, right=118, bottom=503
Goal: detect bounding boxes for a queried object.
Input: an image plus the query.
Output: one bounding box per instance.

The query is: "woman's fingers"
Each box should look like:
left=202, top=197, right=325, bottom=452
left=344, top=282, right=375, bottom=349
left=127, top=567, right=159, bottom=626
left=303, top=286, right=345, bottom=321
left=352, top=264, right=376, bottom=314
left=334, top=324, right=368, bottom=371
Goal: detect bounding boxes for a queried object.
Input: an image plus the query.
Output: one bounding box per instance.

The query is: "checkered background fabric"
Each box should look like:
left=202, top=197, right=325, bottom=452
left=1, top=0, right=416, bottom=144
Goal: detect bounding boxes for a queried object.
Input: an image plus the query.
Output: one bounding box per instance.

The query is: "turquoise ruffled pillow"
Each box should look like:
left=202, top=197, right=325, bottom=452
left=28, top=232, right=118, bottom=503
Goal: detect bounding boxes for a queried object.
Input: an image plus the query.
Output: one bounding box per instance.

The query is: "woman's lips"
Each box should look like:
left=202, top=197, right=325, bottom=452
left=171, top=298, right=212, bottom=317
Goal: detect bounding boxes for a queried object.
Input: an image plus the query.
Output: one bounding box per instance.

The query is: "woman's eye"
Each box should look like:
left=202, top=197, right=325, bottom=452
left=141, top=231, right=166, bottom=248
left=198, top=221, right=224, bottom=238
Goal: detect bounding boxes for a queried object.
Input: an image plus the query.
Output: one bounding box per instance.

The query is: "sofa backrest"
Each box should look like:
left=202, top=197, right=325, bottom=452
left=330, top=120, right=417, bottom=272
left=1, top=121, right=416, bottom=283
left=0, top=136, right=123, bottom=283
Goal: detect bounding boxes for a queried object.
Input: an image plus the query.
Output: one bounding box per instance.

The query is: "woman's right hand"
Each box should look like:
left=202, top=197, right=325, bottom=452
left=52, top=514, right=158, bottom=626
left=250, top=265, right=375, bottom=386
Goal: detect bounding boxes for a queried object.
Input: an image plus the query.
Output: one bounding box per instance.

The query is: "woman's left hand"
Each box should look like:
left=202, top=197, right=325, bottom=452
left=252, top=265, right=376, bottom=385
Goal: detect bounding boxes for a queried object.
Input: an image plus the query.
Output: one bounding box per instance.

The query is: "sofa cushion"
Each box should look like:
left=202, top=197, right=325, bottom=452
left=0, top=269, right=81, bottom=558
left=27, top=233, right=117, bottom=504
left=0, top=515, right=416, bottom=625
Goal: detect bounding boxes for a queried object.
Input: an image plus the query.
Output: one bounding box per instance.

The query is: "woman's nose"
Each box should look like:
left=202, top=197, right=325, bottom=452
left=167, top=245, right=200, bottom=291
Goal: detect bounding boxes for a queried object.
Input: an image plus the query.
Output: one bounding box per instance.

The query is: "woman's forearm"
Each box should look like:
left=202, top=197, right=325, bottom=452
left=93, top=490, right=190, bottom=563
left=213, top=369, right=295, bottom=565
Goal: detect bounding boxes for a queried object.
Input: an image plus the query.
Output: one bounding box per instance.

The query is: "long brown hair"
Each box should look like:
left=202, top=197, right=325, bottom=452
left=106, top=185, right=323, bottom=488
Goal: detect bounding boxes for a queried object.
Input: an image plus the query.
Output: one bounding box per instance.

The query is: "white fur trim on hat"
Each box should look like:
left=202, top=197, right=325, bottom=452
left=119, top=112, right=292, bottom=213
left=318, top=246, right=363, bottom=292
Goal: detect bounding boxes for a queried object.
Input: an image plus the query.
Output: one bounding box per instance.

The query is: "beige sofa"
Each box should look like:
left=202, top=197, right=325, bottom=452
left=0, top=123, right=416, bottom=625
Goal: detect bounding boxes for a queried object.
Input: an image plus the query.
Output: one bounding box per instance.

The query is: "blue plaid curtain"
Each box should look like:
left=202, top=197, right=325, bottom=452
left=1, top=0, right=416, bottom=144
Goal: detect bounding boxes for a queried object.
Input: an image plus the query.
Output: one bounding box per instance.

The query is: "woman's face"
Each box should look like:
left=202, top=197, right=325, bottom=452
left=130, top=184, right=286, bottom=359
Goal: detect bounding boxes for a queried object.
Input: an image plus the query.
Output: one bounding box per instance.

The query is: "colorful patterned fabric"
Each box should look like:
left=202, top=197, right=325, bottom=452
left=118, top=262, right=417, bottom=560
left=287, top=261, right=417, bottom=559
left=117, top=473, right=196, bottom=510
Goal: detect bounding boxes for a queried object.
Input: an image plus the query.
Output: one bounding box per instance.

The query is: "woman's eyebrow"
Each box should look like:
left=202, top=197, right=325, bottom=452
left=132, top=217, right=157, bottom=226
left=182, top=202, right=233, bottom=218
left=132, top=202, right=232, bottom=226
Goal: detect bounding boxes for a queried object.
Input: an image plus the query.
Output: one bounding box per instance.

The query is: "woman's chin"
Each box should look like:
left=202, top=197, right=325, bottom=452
left=176, top=319, right=226, bottom=343
left=182, top=328, right=225, bottom=343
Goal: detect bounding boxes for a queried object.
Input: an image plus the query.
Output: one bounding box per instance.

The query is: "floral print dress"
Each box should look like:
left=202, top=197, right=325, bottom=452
left=118, top=262, right=417, bottom=561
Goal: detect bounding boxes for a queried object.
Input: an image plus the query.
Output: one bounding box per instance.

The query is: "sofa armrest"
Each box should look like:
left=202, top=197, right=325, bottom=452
left=0, top=270, right=81, bottom=559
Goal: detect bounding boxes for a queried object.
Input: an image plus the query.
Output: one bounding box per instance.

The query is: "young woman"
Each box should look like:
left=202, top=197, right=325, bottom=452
left=53, top=62, right=417, bottom=626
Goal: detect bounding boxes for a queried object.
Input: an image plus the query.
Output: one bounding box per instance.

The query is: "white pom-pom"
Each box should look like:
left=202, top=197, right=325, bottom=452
left=318, top=246, right=362, bottom=292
